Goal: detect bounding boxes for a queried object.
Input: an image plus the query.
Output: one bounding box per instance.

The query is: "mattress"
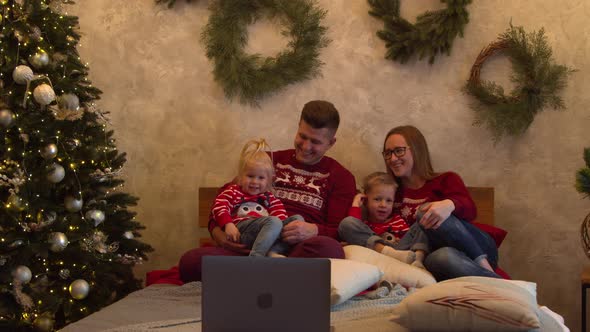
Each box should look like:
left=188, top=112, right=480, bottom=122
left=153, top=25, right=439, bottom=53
left=60, top=282, right=569, bottom=332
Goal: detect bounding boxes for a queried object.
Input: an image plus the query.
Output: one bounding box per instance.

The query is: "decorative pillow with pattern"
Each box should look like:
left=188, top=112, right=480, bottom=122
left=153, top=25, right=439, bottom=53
left=390, top=276, right=541, bottom=331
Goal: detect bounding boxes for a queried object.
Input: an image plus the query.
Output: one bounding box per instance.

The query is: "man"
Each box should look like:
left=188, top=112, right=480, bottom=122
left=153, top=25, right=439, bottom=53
left=179, top=100, right=356, bottom=282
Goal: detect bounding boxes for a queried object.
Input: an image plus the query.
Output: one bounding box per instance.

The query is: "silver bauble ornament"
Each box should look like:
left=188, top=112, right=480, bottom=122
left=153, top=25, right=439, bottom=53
left=85, top=209, right=105, bottom=226
left=0, top=109, right=14, bottom=128
left=123, top=231, right=134, bottom=239
left=58, top=268, right=70, bottom=279
left=64, top=196, right=83, bottom=212
left=12, top=65, right=34, bottom=84
left=69, top=279, right=90, bottom=300
left=12, top=265, right=32, bottom=284
left=58, top=93, right=80, bottom=111
left=48, top=232, right=69, bottom=252
left=33, top=84, right=56, bottom=106
left=33, top=316, right=54, bottom=332
left=12, top=65, right=35, bottom=84
left=40, top=143, right=58, bottom=159
left=46, top=163, right=65, bottom=183
left=29, top=51, right=49, bottom=69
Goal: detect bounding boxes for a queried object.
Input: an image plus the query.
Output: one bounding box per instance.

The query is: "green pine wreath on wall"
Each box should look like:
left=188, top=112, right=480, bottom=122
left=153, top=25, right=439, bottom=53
left=368, top=0, right=472, bottom=64
left=464, top=24, right=575, bottom=141
left=201, top=0, right=330, bottom=106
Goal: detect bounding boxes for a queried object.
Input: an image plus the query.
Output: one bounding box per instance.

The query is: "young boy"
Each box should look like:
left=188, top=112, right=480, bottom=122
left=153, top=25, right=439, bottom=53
left=338, top=172, right=428, bottom=268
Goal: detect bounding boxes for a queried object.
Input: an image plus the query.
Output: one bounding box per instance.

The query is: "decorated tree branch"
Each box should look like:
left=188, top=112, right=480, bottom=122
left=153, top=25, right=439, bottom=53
left=0, top=1, right=153, bottom=330
left=368, top=0, right=472, bottom=64
left=465, top=24, right=575, bottom=141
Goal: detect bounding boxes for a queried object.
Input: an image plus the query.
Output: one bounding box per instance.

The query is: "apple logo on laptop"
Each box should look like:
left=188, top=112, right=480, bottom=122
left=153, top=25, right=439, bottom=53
left=257, top=292, right=273, bottom=309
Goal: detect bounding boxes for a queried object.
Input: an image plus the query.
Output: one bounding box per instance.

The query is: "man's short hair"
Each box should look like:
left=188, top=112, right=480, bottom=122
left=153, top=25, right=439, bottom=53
left=300, top=100, right=340, bottom=130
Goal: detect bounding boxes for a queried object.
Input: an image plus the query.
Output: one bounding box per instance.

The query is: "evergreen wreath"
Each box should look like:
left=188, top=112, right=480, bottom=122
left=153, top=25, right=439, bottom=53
left=465, top=24, right=574, bottom=141
left=201, top=0, right=330, bottom=105
left=367, top=0, right=471, bottom=64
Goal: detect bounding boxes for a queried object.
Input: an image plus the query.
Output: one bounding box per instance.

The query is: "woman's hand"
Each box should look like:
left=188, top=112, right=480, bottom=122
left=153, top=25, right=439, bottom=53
left=352, top=193, right=366, bottom=207
left=211, top=226, right=250, bottom=254
left=418, top=199, right=455, bottom=229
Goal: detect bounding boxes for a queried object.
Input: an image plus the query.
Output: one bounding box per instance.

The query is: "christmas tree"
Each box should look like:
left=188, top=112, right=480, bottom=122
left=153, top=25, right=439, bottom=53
left=0, top=1, right=153, bottom=331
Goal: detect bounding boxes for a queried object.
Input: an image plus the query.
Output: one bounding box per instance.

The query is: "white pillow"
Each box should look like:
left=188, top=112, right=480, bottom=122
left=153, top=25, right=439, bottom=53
left=343, top=245, right=436, bottom=288
left=329, top=258, right=383, bottom=305
left=390, top=276, right=541, bottom=332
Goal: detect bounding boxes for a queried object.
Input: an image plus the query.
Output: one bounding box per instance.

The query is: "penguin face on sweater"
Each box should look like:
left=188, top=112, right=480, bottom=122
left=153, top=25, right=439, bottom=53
left=236, top=201, right=269, bottom=218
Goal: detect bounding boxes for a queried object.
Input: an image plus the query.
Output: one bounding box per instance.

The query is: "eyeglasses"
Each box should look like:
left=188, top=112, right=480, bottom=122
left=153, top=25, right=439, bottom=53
left=382, top=147, right=408, bottom=160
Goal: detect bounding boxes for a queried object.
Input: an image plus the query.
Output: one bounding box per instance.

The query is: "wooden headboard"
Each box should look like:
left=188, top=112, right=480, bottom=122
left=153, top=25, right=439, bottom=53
left=197, top=187, right=494, bottom=247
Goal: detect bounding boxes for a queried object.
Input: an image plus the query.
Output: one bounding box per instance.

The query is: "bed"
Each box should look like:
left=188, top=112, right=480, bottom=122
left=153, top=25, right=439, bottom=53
left=59, top=281, right=568, bottom=332
left=59, top=187, right=570, bottom=331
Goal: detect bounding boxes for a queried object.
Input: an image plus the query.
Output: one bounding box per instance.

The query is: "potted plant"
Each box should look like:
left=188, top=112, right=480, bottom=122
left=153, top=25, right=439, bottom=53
left=577, top=148, right=590, bottom=257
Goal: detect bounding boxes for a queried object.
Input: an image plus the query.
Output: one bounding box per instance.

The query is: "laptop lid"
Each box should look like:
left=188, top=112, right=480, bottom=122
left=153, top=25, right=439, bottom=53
left=202, top=256, right=331, bottom=332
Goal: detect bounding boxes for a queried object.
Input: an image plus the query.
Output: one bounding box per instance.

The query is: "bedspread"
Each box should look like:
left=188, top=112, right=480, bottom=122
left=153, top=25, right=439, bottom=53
left=60, top=282, right=568, bottom=332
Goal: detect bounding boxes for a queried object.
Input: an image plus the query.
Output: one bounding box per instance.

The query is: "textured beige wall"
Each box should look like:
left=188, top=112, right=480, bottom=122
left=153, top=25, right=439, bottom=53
left=69, top=1, right=589, bottom=330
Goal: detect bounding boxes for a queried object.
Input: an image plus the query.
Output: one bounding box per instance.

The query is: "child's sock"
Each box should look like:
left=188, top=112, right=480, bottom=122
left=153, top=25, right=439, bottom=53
left=411, top=250, right=426, bottom=269
left=267, top=252, right=286, bottom=258
left=411, top=260, right=426, bottom=270
left=380, top=246, right=415, bottom=264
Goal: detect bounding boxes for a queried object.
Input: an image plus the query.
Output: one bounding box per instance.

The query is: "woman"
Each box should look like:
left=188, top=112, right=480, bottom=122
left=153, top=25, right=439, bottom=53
left=382, top=125, right=500, bottom=281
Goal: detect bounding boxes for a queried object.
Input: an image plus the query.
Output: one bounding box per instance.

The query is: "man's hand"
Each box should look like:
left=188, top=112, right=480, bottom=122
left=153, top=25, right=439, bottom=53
left=211, top=226, right=250, bottom=254
left=418, top=199, right=455, bottom=229
left=281, top=220, right=318, bottom=244
left=352, top=193, right=366, bottom=208
left=224, top=223, right=240, bottom=242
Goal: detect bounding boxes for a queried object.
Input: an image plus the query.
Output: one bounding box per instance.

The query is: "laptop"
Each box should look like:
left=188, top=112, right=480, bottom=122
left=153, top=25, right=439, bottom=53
left=202, top=256, right=331, bottom=332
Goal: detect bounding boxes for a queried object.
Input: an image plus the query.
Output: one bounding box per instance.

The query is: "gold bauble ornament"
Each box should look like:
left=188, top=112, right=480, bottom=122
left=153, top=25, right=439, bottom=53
left=29, top=51, right=49, bottom=69
left=48, top=232, right=69, bottom=252
left=69, top=279, right=90, bottom=300
left=0, top=109, right=14, bottom=128
left=40, top=143, right=58, bottom=159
